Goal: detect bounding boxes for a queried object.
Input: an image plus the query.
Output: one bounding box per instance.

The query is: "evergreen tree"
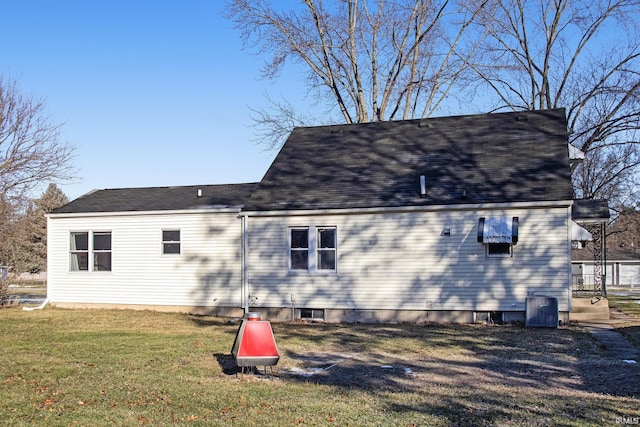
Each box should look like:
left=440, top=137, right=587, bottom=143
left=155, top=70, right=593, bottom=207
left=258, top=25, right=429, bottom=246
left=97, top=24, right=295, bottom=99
left=1, top=184, right=69, bottom=275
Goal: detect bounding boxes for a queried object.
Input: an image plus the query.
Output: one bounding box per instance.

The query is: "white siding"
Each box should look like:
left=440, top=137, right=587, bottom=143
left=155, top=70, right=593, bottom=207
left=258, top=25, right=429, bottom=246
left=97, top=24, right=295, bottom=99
left=613, top=263, right=640, bottom=287
left=247, top=206, right=572, bottom=312
left=577, top=261, right=640, bottom=288
left=47, top=211, right=243, bottom=308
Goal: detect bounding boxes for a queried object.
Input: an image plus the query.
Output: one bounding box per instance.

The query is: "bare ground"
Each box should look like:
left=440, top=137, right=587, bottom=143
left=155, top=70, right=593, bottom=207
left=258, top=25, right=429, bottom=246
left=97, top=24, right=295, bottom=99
left=223, top=319, right=640, bottom=424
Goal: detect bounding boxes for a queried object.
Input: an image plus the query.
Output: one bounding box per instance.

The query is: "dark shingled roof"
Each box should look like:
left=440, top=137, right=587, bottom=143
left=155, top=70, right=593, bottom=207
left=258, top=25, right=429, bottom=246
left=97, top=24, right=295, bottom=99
left=52, top=183, right=258, bottom=214
left=572, top=199, right=611, bottom=222
left=572, top=245, right=640, bottom=262
left=243, top=109, right=574, bottom=211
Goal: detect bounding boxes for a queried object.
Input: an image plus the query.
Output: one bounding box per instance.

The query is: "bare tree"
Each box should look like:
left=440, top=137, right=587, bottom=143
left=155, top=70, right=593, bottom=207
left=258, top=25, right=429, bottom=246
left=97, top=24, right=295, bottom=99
left=573, top=143, right=640, bottom=206
left=607, top=204, right=640, bottom=252
left=0, top=76, right=75, bottom=204
left=227, top=0, right=640, bottom=205
left=0, top=76, right=74, bottom=300
left=226, top=0, right=489, bottom=146
left=469, top=0, right=640, bottom=203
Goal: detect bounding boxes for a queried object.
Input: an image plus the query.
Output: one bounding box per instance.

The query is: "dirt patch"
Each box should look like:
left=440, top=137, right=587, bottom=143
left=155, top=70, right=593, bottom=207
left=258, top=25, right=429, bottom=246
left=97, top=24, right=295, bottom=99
left=270, top=323, right=640, bottom=399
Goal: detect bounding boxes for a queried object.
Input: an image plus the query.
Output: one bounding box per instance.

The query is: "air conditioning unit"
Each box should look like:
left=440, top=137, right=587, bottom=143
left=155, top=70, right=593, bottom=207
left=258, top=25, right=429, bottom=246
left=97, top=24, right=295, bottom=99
left=525, top=296, right=558, bottom=328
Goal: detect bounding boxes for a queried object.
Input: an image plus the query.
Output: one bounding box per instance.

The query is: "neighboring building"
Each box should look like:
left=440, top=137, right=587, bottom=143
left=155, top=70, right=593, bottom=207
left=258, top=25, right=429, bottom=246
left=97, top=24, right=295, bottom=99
left=48, top=109, right=580, bottom=323
left=571, top=204, right=640, bottom=291
left=571, top=199, right=613, bottom=295
left=573, top=246, right=640, bottom=290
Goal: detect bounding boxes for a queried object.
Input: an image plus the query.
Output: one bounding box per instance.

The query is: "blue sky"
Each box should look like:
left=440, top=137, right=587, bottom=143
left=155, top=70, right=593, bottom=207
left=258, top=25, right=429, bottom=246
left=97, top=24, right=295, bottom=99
left=0, top=1, right=300, bottom=200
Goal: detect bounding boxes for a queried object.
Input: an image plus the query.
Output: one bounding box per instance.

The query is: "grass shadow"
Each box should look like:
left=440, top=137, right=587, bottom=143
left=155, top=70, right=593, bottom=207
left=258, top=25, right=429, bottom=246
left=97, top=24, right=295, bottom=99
left=214, top=352, right=239, bottom=375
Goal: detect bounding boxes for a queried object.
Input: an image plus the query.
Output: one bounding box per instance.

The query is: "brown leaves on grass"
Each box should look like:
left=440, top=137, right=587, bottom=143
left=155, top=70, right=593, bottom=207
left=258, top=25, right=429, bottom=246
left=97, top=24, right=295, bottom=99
left=41, top=397, right=56, bottom=408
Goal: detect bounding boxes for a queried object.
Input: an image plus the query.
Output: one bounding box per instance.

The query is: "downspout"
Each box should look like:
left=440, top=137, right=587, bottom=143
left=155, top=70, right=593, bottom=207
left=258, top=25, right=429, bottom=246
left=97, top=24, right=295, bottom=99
left=24, top=214, right=52, bottom=312
left=23, top=299, right=50, bottom=311
left=603, top=221, right=607, bottom=298
left=240, top=213, right=249, bottom=314
left=567, top=204, right=573, bottom=312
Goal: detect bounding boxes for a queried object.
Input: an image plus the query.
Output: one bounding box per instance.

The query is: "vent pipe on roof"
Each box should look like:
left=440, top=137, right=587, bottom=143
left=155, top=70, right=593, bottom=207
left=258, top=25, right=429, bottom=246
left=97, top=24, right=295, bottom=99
left=197, top=189, right=202, bottom=198
left=419, top=175, right=426, bottom=197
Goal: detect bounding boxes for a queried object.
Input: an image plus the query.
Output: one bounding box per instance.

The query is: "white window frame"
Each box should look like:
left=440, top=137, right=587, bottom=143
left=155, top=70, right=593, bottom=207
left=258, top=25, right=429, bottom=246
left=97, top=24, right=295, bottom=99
left=70, top=231, right=89, bottom=271
left=92, top=231, right=112, bottom=271
left=289, top=227, right=310, bottom=271
left=70, top=231, right=112, bottom=272
left=288, top=226, right=337, bottom=273
left=298, top=308, right=325, bottom=321
left=316, top=227, right=337, bottom=271
left=162, top=229, right=181, bottom=255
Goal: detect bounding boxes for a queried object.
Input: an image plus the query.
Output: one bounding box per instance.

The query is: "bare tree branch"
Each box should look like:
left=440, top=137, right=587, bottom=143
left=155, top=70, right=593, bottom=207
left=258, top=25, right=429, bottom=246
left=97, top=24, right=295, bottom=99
left=225, top=0, right=488, bottom=147
left=0, top=76, right=75, bottom=204
left=470, top=0, right=640, bottom=205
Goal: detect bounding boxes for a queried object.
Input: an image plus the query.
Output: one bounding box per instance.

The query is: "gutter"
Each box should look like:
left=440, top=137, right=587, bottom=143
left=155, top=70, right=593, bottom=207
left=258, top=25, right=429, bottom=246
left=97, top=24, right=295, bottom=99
left=47, top=205, right=245, bottom=219
left=242, top=200, right=575, bottom=218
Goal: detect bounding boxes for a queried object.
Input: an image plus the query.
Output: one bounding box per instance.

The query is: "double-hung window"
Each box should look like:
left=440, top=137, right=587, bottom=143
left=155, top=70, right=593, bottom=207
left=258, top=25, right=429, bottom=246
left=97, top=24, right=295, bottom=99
left=92, top=232, right=112, bottom=271
left=70, top=232, right=89, bottom=271
left=317, top=228, right=337, bottom=270
left=289, top=226, right=337, bottom=272
left=70, top=231, right=112, bottom=272
left=162, top=230, right=181, bottom=254
left=290, top=228, right=309, bottom=270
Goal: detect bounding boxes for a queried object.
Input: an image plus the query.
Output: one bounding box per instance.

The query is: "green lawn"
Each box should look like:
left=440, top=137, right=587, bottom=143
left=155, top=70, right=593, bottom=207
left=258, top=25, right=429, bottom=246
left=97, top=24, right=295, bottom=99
left=0, top=308, right=639, bottom=426
left=608, top=292, right=640, bottom=349
left=609, top=294, right=640, bottom=318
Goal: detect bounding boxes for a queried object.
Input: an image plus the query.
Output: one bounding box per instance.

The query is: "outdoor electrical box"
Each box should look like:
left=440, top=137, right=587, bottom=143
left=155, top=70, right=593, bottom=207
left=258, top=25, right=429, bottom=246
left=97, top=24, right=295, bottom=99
left=525, top=296, right=559, bottom=328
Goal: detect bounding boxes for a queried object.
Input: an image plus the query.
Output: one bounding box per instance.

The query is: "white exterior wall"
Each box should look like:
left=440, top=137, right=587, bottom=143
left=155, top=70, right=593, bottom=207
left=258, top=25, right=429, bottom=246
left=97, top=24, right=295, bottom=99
left=575, top=261, right=640, bottom=288
left=611, top=263, right=640, bottom=287
left=247, top=205, right=572, bottom=312
left=47, top=210, right=243, bottom=308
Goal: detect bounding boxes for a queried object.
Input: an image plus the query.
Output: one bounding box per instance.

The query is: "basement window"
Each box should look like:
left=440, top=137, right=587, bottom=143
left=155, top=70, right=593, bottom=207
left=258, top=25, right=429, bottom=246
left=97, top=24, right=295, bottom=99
left=299, top=308, right=325, bottom=321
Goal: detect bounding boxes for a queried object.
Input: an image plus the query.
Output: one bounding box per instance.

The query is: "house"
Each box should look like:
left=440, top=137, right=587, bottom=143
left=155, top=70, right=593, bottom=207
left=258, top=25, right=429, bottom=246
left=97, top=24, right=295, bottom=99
left=47, top=184, right=256, bottom=316
left=48, top=108, right=580, bottom=323
left=572, top=202, right=640, bottom=291
left=573, top=247, right=640, bottom=290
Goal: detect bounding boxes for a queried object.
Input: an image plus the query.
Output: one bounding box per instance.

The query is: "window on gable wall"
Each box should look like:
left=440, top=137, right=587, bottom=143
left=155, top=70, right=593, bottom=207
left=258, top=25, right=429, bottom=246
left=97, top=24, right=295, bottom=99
left=477, top=217, right=518, bottom=258
left=487, top=243, right=512, bottom=257
left=70, top=231, right=111, bottom=271
left=289, top=226, right=337, bottom=272
left=162, top=230, right=181, bottom=254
